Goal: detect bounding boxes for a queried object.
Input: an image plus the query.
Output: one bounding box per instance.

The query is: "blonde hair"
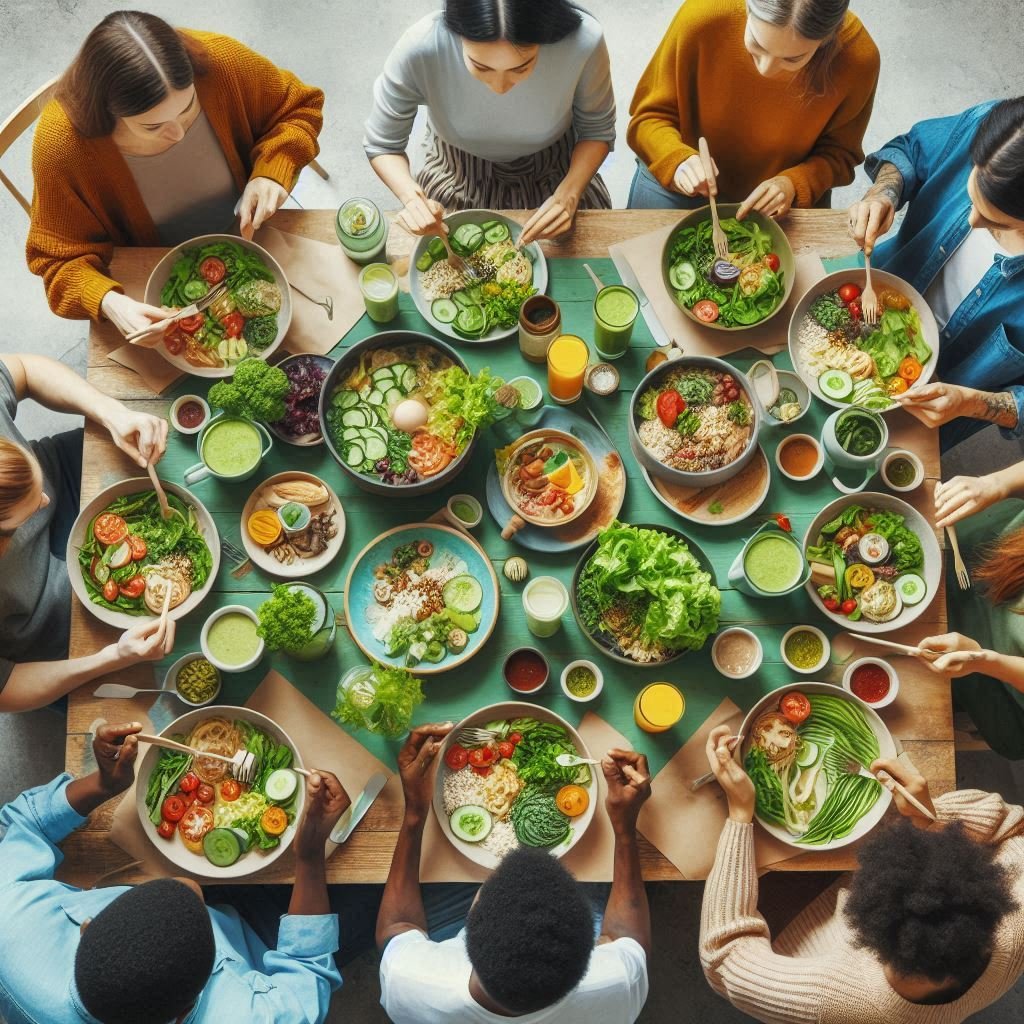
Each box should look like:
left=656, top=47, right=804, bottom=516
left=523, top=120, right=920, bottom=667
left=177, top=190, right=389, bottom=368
left=0, top=438, right=40, bottom=557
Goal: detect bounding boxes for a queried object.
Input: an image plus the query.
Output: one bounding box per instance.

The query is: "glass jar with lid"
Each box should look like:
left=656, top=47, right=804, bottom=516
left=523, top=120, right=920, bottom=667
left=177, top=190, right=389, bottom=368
left=336, top=198, right=388, bottom=265
left=518, top=295, right=562, bottom=363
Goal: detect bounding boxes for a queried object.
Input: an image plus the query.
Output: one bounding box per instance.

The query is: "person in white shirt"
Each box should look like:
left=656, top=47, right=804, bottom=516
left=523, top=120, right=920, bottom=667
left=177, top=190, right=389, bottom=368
left=376, top=722, right=651, bottom=1023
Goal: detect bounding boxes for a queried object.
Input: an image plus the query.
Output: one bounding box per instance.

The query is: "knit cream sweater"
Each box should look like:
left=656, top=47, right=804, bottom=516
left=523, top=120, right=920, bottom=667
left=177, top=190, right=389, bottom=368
left=700, top=791, right=1024, bottom=1023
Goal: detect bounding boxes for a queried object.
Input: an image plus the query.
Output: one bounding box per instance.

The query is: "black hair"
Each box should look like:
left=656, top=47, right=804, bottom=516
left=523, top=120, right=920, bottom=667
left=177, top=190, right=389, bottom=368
left=845, top=818, right=1017, bottom=992
left=466, top=847, right=594, bottom=1012
left=971, top=96, right=1024, bottom=221
left=75, top=879, right=215, bottom=1024
left=443, top=0, right=583, bottom=46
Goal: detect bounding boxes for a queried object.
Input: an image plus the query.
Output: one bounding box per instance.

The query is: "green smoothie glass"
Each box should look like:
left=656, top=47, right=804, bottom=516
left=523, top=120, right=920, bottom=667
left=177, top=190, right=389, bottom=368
left=593, top=285, right=639, bottom=360
left=358, top=263, right=399, bottom=323
left=336, top=198, right=388, bottom=265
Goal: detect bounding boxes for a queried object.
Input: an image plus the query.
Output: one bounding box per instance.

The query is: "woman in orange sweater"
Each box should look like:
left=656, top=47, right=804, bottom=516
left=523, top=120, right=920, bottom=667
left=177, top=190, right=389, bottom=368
left=27, top=11, right=324, bottom=335
left=627, top=0, right=879, bottom=217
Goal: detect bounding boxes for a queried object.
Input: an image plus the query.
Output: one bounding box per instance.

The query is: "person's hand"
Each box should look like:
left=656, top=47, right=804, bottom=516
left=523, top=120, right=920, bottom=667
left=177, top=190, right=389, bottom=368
left=100, top=291, right=170, bottom=338
left=116, top=617, right=176, bottom=663
left=239, top=176, right=290, bottom=240
left=737, top=176, right=796, bottom=220
left=101, top=403, right=169, bottom=468
left=93, top=720, right=143, bottom=796
left=294, top=769, right=352, bottom=860
left=892, top=381, right=975, bottom=429
left=705, top=725, right=755, bottom=824
left=933, top=473, right=1005, bottom=528
left=917, top=632, right=986, bottom=678
left=397, top=722, right=452, bottom=822
left=869, top=756, right=936, bottom=827
left=394, top=191, right=447, bottom=237
left=847, top=195, right=896, bottom=253
left=602, top=749, right=651, bottom=837
left=673, top=154, right=719, bottom=197
left=520, top=187, right=578, bottom=246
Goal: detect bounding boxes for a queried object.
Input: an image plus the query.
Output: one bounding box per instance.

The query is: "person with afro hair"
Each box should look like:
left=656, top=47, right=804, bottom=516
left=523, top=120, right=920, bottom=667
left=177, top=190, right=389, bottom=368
left=699, top=724, right=1024, bottom=1023
left=377, top=722, right=652, bottom=1022
left=0, top=720, right=351, bottom=1023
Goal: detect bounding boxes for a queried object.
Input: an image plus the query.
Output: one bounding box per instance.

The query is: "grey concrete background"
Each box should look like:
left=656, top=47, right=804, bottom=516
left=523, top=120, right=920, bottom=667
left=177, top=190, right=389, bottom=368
left=0, top=1, right=1022, bottom=1020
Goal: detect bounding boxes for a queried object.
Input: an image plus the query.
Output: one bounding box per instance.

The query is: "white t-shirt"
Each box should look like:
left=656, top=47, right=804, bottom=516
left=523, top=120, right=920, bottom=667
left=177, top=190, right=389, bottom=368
left=379, top=929, right=649, bottom=1023
left=924, top=227, right=1004, bottom=328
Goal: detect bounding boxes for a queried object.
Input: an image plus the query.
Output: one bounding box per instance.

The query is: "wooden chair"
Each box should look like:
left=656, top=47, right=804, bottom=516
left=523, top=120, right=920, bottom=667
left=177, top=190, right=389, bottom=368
left=0, top=75, right=329, bottom=216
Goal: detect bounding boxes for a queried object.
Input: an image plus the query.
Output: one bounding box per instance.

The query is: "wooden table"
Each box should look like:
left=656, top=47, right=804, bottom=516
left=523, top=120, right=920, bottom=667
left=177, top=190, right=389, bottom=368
left=61, top=210, right=953, bottom=887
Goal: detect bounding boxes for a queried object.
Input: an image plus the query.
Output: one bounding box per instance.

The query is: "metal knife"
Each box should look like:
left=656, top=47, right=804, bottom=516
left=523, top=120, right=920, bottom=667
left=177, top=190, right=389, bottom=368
left=609, top=247, right=672, bottom=348
left=327, top=772, right=389, bottom=850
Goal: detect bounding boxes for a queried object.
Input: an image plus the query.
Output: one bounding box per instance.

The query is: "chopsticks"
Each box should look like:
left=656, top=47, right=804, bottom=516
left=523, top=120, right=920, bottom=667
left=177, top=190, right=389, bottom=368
left=856, top=635, right=925, bottom=657
left=876, top=770, right=938, bottom=822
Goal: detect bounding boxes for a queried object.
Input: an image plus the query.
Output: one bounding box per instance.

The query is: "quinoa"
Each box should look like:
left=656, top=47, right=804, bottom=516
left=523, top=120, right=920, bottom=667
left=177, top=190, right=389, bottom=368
left=421, top=260, right=467, bottom=300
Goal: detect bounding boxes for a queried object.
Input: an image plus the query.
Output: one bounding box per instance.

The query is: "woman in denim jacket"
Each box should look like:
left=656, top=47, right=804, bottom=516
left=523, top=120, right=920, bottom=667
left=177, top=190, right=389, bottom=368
left=847, top=97, right=1024, bottom=453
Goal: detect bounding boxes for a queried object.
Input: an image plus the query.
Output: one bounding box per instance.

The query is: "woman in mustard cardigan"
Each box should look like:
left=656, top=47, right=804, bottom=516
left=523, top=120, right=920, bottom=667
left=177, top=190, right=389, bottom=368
left=627, top=0, right=879, bottom=217
left=27, top=11, right=324, bottom=335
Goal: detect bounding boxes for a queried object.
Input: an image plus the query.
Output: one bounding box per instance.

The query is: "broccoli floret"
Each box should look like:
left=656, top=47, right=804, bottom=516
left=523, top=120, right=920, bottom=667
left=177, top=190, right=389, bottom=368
left=242, top=315, right=278, bottom=351
left=208, top=358, right=289, bottom=422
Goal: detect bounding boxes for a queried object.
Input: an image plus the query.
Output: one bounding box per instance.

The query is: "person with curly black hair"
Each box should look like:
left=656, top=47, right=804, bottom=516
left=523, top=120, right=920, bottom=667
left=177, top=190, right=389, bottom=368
left=377, top=722, right=651, bottom=1021
left=699, top=724, right=1024, bottom=1022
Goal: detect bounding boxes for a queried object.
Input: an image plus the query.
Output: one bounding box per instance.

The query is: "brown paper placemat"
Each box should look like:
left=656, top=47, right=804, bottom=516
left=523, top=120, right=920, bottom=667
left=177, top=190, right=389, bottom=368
left=109, top=669, right=401, bottom=877
left=636, top=698, right=801, bottom=880
left=420, top=711, right=631, bottom=882
left=610, top=226, right=826, bottom=358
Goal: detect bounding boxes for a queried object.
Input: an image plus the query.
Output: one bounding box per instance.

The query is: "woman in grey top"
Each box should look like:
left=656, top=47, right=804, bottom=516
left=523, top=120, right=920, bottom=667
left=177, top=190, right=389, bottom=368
left=365, top=0, right=616, bottom=246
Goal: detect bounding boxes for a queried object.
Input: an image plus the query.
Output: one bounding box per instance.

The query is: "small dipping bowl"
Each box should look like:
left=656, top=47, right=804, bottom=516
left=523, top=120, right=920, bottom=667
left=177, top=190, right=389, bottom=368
left=775, top=433, right=824, bottom=482
left=164, top=652, right=222, bottom=707
left=502, top=646, right=549, bottom=695
left=444, top=493, right=483, bottom=531
left=881, top=448, right=925, bottom=493
left=560, top=659, right=605, bottom=703
left=843, top=656, right=899, bottom=709
left=277, top=501, right=311, bottom=536
left=170, top=394, right=211, bottom=436
left=711, top=627, right=764, bottom=680
left=762, top=370, right=810, bottom=426
left=585, top=362, right=620, bottom=396
left=780, top=625, right=831, bottom=675
left=201, top=605, right=265, bottom=674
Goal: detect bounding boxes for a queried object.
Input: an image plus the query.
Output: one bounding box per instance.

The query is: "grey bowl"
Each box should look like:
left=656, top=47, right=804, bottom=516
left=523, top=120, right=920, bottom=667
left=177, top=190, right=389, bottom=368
left=628, top=355, right=762, bottom=488
left=318, top=331, right=475, bottom=496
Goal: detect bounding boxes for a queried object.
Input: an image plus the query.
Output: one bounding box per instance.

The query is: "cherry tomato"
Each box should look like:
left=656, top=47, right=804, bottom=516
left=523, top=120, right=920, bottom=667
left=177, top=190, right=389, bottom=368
left=840, top=598, right=858, bottom=615
left=118, top=575, right=146, bottom=599
left=93, top=513, right=128, bottom=546
left=444, top=745, right=469, bottom=771
left=507, top=733, right=522, bottom=745
left=470, top=765, right=493, bottom=777
left=161, top=795, right=187, bottom=823
left=496, top=741, right=515, bottom=760
left=127, top=534, right=147, bottom=561
left=178, top=772, right=200, bottom=793
left=773, top=513, right=792, bottom=533
left=219, top=779, right=242, bottom=801
left=847, top=300, right=862, bottom=321
left=157, top=820, right=176, bottom=840
left=693, top=299, right=720, bottom=323
left=102, top=578, right=119, bottom=603
left=221, top=312, right=245, bottom=338
left=200, top=256, right=226, bottom=284
left=196, top=784, right=215, bottom=804
left=468, top=747, right=495, bottom=768
left=780, top=691, right=812, bottom=724
left=163, top=325, right=188, bottom=356
left=656, top=389, right=685, bottom=428
left=898, top=356, right=923, bottom=383
left=838, top=283, right=861, bottom=303
left=823, top=597, right=840, bottom=612
left=177, top=313, right=205, bottom=334
left=764, top=253, right=781, bottom=272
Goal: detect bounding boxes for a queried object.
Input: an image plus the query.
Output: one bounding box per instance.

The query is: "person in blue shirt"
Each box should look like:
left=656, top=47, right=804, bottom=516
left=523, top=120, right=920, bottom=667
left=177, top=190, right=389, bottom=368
left=0, top=721, right=347, bottom=1024
left=847, top=96, right=1024, bottom=452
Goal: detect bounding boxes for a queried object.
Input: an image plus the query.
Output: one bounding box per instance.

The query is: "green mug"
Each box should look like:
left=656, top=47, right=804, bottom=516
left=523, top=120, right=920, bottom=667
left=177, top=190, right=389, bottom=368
left=728, top=523, right=810, bottom=598
left=184, top=415, right=273, bottom=485
left=821, top=408, right=889, bottom=494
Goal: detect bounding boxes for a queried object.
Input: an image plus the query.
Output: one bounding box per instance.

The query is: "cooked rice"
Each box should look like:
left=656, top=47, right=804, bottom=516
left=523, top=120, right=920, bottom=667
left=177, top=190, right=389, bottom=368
left=421, top=260, right=467, bottom=300
left=443, top=764, right=523, bottom=859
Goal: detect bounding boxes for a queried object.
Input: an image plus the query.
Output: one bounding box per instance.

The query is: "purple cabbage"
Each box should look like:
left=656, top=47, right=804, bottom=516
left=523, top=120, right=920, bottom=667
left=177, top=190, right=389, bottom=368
left=272, top=356, right=327, bottom=439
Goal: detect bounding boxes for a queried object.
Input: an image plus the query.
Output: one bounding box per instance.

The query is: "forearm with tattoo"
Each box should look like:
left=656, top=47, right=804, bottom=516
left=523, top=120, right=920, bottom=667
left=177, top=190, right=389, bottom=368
left=974, top=390, right=1019, bottom=428
left=865, top=162, right=905, bottom=209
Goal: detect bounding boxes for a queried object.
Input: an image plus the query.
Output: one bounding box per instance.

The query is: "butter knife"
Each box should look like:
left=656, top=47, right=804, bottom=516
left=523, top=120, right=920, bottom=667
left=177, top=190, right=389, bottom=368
left=609, top=247, right=672, bottom=348
left=326, top=772, right=388, bottom=850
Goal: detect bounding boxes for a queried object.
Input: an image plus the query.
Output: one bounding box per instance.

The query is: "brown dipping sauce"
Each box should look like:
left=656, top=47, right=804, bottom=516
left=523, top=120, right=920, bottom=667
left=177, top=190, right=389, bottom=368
left=176, top=401, right=206, bottom=430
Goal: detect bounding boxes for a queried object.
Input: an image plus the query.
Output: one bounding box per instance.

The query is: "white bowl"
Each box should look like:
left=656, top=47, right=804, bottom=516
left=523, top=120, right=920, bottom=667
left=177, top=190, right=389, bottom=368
left=774, top=433, right=824, bottom=482
left=163, top=653, right=222, bottom=707
left=133, top=705, right=304, bottom=879
left=780, top=625, right=831, bottom=674
left=712, top=627, right=764, bottom=679
left=200, top=605, right=264, bottom=673
left=881, top=449, right=925, bottom=493
left=67, top=477, right=221, bottom=630
left=842, top=657, right=900, bottom=709
left=560, top=659, right=605, bottom=702
left=762, top=369, right=811, bottom=427
left=169, top=394, right=211, bottom=436
left=432, top=701, right=596, bottom=870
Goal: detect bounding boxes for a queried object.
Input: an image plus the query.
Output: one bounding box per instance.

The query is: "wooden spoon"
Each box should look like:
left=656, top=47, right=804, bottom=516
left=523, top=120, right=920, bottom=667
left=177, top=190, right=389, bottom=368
left=147, top=461, right=173, bottom=520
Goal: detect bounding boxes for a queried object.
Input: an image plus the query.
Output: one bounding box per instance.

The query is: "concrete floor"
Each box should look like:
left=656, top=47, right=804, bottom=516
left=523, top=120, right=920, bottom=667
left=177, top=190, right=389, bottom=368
left=1, top=1, right=1023, bottom=1020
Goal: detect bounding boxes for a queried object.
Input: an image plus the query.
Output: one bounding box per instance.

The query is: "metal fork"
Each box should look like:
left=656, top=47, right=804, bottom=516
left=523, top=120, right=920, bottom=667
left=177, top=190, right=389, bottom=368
left=137, top=732, right=260, bottom=785
left=844, top=755, right=937, bottom=822
left=437, top=223, right=482, bottom=282
left=125, top=281, right=229, bottom=343
left=945, top=523, right=971, bottom=590
left=698, top=136, right=729, bottom=260
left=220, top=536, right=253, bottom=579
left=456, top=727, right=499, bottom=746
left=861, top=248, right=880, bottom=325
left=290, top=282, right=334, bottom=320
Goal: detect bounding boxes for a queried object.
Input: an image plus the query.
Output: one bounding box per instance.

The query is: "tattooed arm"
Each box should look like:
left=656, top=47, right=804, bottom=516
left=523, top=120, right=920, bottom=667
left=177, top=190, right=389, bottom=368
left=848, top=161, right=904, bottom=252
left=894, top=382, right=1019, bottom=431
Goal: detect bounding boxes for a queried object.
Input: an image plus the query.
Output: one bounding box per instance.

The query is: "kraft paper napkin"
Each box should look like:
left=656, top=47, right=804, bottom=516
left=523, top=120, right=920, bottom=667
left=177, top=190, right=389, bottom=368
left=420, top=711, right=632, bottom=883
left=610, top=225, right=827, bottom=358
left=636, top=698, right=802, bottom=880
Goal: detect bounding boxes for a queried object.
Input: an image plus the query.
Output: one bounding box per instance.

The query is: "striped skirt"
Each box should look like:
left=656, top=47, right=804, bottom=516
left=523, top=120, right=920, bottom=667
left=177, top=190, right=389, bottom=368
left=416, top=128, right=612, bottom=211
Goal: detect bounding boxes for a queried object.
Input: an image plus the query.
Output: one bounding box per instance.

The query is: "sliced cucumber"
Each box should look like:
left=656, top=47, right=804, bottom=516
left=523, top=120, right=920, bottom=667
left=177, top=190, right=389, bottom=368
left=451, top=289, right=474, bottom=309
left=796, top=740, right=819, bottom=769
left=431, top=297, right=458, bottom=323
left=341, top=426, right=360, bottom=441
left=341, top=408, right=367, bottom=427
left=819, top=368, right=854, bottom=401
left=483, top=223, right=510, bottom=244
left=203, top=827, right=242, bottom=867
left=896, top=573, right=927, bottom=606
left=446, top=608, right=480, bottom=633
left=415, top=251, right=434, bottom=273
left=453, top=307, right=486, bottom=337
left=334, top=390, right=360, bottom=409
left=450, top=805, right=492, bottom=843
left=424, top=640, right=446, bottom=663
left=427, top=237, right=447, bottom=260
left=363, top=436, right=387, bottom=461
left=669, top=261, right=697, bottom=291
left=229, top=827, right=253, bottom=853
left=264, top=768, right=298, bottom=804
left=366, top=389, right=385, bottom=406
left=480, top=220, right=499, bottom=231
left=400, top=367, right=417, bottom=392
left=452, top=223, right=484, bottom=253
left=443, top=575, right=483, bottom=613
left=343, top=443, right=365, bottom=468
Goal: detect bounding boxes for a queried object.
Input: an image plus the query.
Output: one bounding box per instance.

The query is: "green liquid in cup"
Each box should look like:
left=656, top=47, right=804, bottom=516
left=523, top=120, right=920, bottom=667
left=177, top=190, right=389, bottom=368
left=202, top=419, right=262, bottom=477
left=594, top=286, right=639, bottom=359
left=744, top=534, right=804, bottom=594
left=835, top=409, right=883, bottom=457
left=207, top=613, right=260, bottom=666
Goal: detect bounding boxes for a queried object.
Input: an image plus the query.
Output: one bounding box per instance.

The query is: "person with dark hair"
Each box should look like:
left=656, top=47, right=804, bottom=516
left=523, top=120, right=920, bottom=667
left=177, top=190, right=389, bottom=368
left=27, top=10, right=324, bottom=335
left=700, top=724, right=1024, bottom=1022
left=364, top=1, right=615, bottom=247
left=848, top=97, right=1024, bottom=452
left=627, top=0, right=879, bottom=215
left=0, top=721, right=349, bottom=1023
left=376, top=723, right=651, bottom=1021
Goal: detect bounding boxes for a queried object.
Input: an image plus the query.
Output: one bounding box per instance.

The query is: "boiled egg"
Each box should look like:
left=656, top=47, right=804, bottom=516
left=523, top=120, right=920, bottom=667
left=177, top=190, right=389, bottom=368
left=392, top=398, right=429, bottom=433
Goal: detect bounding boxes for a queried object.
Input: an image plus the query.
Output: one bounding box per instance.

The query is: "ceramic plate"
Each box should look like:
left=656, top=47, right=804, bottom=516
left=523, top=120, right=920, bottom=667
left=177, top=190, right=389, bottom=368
left=239, top=472, right=345, bottom=578
left=343, top=523, right=499, bottom=675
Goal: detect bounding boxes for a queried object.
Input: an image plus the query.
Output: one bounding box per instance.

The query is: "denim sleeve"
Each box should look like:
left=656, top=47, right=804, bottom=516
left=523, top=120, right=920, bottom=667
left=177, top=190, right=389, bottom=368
left=999, top=385, right=1024, bottom=441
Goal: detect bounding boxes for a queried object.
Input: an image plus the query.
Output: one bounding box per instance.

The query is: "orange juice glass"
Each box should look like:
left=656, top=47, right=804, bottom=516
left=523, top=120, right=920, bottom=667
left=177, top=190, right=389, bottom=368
left=634, top=682, right=685, bottom=733
left=546, top=334, right=589, bottom=404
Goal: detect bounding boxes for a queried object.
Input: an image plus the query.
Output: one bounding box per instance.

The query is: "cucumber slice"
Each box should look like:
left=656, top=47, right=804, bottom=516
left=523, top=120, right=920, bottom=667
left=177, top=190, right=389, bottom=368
left=451, top=290, right=474, bottom=309
left=341, top=427, right=360, bottom=441
left=203, top=827, right=242, bottom=867
left=427, top=237, right=447, bottom=260
left=423, top=640, right=446, bottom=663
left=451, top=223, right=484, bottom=253
left=669, top=261, right=697, bottom=291
left=366, top=389, right=385, bottom=406
left=383, top=387, right=403, bottom=407
left=453, top=307, right=486, bottom=336
left=446, top=608, right=480, bottom=633
left=450, top=805, right=492, bottom=843
left=480, top=220, right=499, bottom=231
left=483, top=223, right=510, bottom=244
left=400, top=367, right=417, bottom=392
left=371, top=367, right=394, bottom=383
left=264, top=768, right=298, bottom=804
left=819, top=369, right=854, bottom=401
left=341, top=408, right=367, bottom=427
left=335, top=390, right=360, bottom=409
left=415, top=251, right=434, bottom=273
left=343, top=443, right=365, bottom=468
left=364, top=436, right=387, bottom=461
left=431, top=297, right=458, bottom=323
left=896, top=573, right=927, bottom=606
left=229, top=827, right=253, bottom=853
left=443, top=575, right=483, bottom=613
left=796, top=740, right=819, bottom=769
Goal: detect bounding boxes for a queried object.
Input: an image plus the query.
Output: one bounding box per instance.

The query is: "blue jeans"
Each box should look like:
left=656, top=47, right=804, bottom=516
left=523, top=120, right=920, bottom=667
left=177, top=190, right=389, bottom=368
left=627, top=160, right=707, bottom=211
left=48, top=428, right=83, bottom=559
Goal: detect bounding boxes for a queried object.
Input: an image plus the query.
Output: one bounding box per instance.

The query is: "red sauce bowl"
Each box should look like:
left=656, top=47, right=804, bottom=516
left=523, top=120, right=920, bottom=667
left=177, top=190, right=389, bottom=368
left=842, top=657, right=899, bottom=709
left=503, top=647, right=549, bottom=695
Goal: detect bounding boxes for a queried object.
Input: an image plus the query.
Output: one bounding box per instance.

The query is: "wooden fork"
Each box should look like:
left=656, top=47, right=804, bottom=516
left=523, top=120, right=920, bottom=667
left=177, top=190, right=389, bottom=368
left=945, top=523, right=971, bottom=590
left=147, top=461, right=173, bottom=521
left=698, top=137, right=729, bottom=261
left=861, top=247, right=880, bottom=325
